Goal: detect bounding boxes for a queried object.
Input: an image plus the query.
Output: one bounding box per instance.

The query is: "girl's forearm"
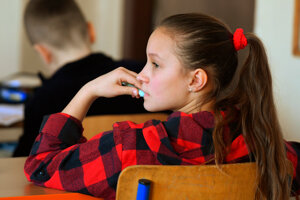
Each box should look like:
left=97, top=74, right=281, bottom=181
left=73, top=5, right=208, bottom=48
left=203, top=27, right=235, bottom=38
left=62, top=84, right=98, bottom=122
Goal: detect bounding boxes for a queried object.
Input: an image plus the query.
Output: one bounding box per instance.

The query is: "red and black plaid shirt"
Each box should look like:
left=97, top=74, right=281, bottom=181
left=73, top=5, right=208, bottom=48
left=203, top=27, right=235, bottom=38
left=24, top=111, right=300, bottom=199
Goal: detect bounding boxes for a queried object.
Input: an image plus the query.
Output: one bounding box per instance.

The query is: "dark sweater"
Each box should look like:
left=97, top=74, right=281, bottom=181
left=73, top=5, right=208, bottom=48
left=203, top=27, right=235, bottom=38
left=13, top=53, right=147, bottom=157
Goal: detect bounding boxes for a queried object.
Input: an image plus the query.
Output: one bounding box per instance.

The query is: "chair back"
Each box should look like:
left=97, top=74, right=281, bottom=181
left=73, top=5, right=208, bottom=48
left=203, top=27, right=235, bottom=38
left=82, top=113, right=168, bottom=139
left=116, top=163, right=258, bottom=200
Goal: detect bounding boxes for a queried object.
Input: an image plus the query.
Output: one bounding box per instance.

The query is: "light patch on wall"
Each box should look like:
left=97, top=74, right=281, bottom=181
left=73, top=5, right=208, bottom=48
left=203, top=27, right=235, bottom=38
left=0, top=1, right=23, bottom=79
left=76, top=0, right=124, bottom=60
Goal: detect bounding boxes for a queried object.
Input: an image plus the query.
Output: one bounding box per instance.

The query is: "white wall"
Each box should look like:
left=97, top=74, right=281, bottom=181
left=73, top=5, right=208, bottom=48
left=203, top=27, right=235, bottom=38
left=76, top=0, right=124, bottom=60
left=255, top=0, right=300, bottom=141
left=0, top=1, right=23, bottom=79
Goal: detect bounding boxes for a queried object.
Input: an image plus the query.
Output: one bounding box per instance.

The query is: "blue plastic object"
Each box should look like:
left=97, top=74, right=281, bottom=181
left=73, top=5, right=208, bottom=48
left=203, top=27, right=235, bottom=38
left=136, top=179, right=151, bottom=200
left=0, top=88, right=27, bottom=103
left=121, top=82, right=145, bottom=97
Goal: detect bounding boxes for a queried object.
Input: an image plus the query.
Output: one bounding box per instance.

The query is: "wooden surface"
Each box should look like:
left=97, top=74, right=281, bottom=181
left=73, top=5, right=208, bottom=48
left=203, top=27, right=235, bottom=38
left=116, top=163, right=258, bottom=200
left=0, top=121, right=23, bottom=128
left=82, top=113, right=169, bottom=139
left=0, top=157, right=102, bottom=199
left=0, top=121, right=23, bottom=143
left=3, top=193, right=100, bottom=200
left=0, top=126, right=22, bottom=143
left=0, top=157, right=66, bottom=197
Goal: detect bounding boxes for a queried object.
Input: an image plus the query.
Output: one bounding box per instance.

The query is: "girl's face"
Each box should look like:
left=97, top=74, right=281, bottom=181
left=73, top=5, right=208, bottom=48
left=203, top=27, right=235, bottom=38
left=137, top=28, right=193, bottom=113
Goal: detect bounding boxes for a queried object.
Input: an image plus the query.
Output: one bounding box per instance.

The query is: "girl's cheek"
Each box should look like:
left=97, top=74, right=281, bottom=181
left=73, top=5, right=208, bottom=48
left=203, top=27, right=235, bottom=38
left=150, top=80, right=167, bottom=101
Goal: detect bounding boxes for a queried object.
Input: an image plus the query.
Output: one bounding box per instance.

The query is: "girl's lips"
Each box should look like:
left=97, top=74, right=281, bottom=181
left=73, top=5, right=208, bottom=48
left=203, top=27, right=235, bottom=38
left=143, top=92, right=149, bottom=97
left=140, top=88, right=149, bottom=97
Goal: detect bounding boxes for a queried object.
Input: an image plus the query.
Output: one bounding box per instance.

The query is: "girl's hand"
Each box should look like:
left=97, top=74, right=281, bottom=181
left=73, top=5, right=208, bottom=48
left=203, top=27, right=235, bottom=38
left=85, top=67, right=142, bottom=98
left=62, top=67, right=142, bottom=121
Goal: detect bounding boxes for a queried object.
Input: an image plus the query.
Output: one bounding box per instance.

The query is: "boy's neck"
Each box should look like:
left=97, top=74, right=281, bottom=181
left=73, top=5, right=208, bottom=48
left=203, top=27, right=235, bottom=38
left=48, top=47, right=92, bottom=75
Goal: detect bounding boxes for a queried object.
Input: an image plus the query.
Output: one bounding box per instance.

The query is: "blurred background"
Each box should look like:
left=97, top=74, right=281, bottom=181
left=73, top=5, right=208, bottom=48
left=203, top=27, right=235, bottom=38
left=0, top=0, right=299, bottom=156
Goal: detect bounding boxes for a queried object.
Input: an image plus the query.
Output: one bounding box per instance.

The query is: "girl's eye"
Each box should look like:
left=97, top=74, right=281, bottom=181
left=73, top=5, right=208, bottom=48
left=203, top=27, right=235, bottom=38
left=152, top=62, right=159, bottom=68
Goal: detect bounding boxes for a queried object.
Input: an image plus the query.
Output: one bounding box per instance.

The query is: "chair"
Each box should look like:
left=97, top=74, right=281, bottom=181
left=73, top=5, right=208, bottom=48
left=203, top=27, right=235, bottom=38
left=115, top=163, right=272, bottom=200
left=82, top=113, right=169, bottom=139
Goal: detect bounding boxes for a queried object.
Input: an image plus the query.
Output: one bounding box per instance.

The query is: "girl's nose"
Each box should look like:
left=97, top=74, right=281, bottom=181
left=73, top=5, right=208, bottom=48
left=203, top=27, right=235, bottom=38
left=136, top=74, right=149, bottom=83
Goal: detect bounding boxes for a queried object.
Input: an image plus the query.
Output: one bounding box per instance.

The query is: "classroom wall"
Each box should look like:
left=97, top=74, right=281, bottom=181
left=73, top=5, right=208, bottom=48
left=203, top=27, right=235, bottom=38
left=76, top=0, right=124, bottom=60
left=153, top=0, right=255, bottom=32
left=255, top=0, right=300, bottom=141
left=19, top=0, right=45, bottom=76
left=0, top=1, right=23, bottom=79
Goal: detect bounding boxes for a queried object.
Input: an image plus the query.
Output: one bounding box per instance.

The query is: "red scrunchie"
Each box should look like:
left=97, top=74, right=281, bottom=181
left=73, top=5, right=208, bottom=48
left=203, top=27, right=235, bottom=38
left=233, top=28, right=247, bottom=51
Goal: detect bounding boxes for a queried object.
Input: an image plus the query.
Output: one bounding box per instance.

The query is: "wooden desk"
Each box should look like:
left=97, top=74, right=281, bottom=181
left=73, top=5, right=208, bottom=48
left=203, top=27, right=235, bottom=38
left=0, top=103, right=24, bottom=143
left=0, top=122, right=23, bottom=143
left=0, top=157, right=101, bottom=199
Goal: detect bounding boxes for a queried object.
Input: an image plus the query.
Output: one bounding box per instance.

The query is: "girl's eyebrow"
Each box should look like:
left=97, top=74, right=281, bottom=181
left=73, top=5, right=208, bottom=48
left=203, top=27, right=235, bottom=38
left=148, top=53, right=162, bottom=60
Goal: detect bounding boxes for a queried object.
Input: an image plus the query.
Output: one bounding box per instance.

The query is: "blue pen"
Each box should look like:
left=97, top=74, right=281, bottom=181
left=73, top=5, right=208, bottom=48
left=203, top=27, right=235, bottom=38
left=121, top=82, right=145, bottom=97
left=136, top=179, right=151, bottom=200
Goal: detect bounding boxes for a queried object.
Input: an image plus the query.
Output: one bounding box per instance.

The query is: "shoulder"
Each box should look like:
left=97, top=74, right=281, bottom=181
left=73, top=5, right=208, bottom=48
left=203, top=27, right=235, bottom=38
left=113, top=118, right=163, bottom=134
left=285, top=141, right=300, bottom=162
left=111, top=118, right=166, bottom=143
left=162, top=111, right=215, bottom=133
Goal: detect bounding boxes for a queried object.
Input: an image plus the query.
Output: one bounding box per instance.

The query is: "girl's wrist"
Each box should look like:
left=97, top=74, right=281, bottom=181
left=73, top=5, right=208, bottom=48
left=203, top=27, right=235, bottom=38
left=62, top=84, right=99, bottom=121
left=81, top=82, right=100, bottom=102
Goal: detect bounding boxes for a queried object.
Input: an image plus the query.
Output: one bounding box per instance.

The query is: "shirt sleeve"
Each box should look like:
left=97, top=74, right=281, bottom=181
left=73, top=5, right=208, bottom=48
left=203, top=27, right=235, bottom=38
left=24, top=113, right=122, bottom=199
left=285, top=141, right=300, bottom=196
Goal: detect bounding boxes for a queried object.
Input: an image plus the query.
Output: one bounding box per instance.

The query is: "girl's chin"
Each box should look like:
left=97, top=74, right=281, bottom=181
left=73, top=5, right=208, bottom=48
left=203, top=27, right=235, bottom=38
left=143, top=103, right=165, bottom=113
left=143, top=102, right=155, bottom=112
left=143, top=106, right=156, bottom=112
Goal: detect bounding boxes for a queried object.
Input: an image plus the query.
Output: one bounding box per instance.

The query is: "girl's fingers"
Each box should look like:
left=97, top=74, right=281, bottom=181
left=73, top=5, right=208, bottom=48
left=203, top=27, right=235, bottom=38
left=116, top=85, right=139, bottom=97
left=117, top=67, right=142, bottom=88
left=120, top=77, right=142, bottom=89
left=87, top=67, right=143, bottom=98
left=119, top=67, right=139, bottom=77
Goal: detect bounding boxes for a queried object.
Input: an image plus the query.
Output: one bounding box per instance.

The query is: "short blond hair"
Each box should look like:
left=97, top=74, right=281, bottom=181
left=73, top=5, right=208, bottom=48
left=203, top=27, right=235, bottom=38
left=24, top=0, right=89, bottom=50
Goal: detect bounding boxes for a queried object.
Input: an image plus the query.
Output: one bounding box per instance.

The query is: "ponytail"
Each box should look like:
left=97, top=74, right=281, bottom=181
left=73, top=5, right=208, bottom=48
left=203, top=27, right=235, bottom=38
left=214, top=33, right=291, bottom=200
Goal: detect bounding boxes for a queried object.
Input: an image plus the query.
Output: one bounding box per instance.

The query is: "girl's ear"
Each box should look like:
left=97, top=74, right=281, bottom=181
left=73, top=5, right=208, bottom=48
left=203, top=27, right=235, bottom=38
left=188, top=68, right=208, bottom=92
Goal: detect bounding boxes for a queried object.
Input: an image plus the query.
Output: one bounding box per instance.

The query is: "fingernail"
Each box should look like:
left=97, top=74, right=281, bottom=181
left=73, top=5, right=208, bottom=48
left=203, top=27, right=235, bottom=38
left=133, top=90, right=137, bottom=96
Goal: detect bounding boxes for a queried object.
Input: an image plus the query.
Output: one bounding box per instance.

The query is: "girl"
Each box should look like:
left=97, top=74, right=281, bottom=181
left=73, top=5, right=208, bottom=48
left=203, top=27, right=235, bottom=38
left=25, top=13, right=300, bottom=200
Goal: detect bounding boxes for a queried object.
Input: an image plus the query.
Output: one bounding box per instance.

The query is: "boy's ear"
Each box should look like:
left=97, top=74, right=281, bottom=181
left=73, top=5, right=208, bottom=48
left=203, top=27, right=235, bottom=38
left=34, top=44, right=52, bottom=64
left=188, top=68, right=208, bottom=92
left=87, top=22, right=96, bottom=44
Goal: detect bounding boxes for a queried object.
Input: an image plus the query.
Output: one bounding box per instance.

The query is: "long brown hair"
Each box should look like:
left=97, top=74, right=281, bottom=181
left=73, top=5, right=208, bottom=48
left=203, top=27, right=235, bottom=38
left=159, top=13, right=291, bottom=199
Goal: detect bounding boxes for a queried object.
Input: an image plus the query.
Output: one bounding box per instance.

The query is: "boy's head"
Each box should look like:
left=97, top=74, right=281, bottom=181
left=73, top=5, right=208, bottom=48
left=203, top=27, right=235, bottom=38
left=24, top=0, right=91, bottom=51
